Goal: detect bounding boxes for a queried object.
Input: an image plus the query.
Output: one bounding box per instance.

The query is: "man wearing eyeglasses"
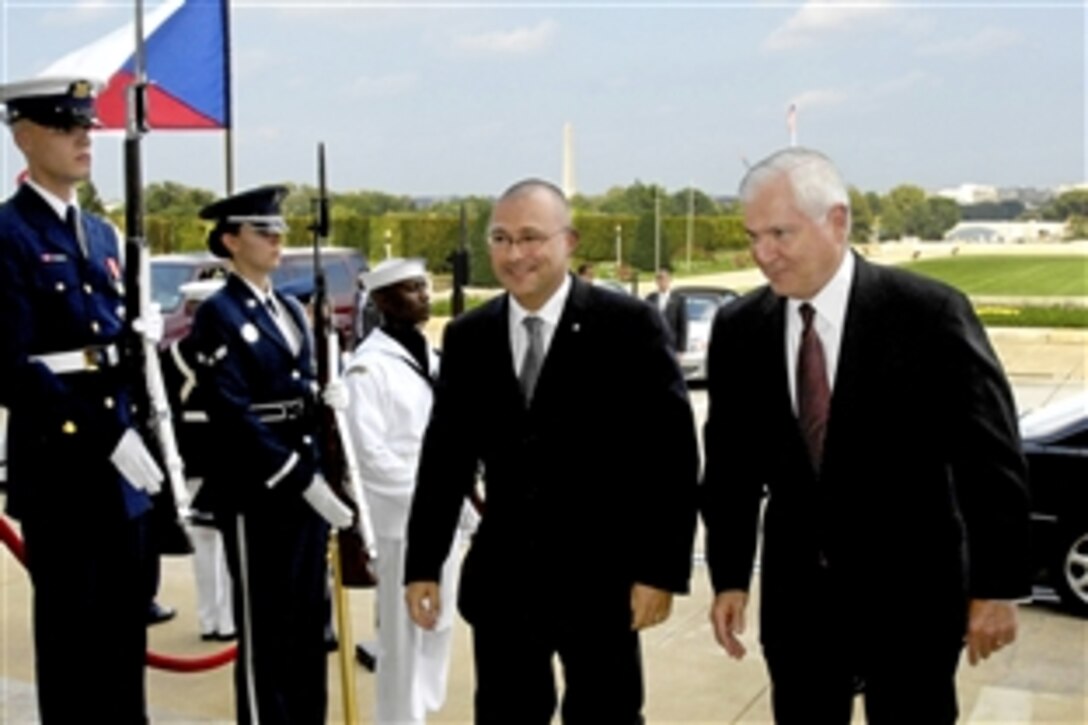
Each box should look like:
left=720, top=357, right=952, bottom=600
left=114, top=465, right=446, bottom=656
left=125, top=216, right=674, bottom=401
left=0, top=76, right=163, bottom=723
left=405, top=179, right=699, bottom=723
left=187, top=186, right=353, bottom=724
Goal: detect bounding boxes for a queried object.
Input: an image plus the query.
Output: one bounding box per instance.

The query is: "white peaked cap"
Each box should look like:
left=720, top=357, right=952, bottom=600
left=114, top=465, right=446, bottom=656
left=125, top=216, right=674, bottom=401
left=360, top=257, right=427, bottom=292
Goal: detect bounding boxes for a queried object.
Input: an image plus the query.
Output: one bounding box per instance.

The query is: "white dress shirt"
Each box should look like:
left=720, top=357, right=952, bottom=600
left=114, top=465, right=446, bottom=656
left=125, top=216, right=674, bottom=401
left=785, top=250, right=855, bottom=413
left=507, top=274, right=572, bottom=377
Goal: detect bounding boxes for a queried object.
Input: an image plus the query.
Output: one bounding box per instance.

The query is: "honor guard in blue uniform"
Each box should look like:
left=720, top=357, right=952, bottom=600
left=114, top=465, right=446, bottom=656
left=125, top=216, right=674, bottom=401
left=187, top=186, right=352, bottom=724
left=0, top=77, right=164, bottom=723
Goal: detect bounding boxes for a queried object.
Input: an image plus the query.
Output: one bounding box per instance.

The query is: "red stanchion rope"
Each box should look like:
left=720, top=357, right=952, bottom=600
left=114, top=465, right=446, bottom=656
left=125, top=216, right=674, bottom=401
left=0, top=514, right=237, bottom=672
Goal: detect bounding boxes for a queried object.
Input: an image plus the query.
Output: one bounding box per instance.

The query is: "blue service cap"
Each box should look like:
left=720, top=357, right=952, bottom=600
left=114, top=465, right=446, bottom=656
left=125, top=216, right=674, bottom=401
left=0, top=77, right=101, bottom=129
left=199, top=185, right=289, bottom=258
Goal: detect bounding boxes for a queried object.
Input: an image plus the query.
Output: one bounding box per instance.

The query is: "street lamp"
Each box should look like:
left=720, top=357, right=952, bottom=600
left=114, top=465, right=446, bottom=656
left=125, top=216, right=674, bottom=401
left=614, top=223, right=622, bottom=271
left=383, top=228, right=392, bottom=260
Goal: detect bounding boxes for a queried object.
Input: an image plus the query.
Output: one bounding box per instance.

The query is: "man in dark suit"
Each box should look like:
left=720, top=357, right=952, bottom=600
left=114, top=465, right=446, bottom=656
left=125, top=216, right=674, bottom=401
left=701, top=148, right=1031, bottom=723
left=404, top=179, right=699, bottom=724
left=0, top=77, right=163, bottom=723
left=646, top=267, right=687, bottom=353
left=188, top=186, right=353, bottom=724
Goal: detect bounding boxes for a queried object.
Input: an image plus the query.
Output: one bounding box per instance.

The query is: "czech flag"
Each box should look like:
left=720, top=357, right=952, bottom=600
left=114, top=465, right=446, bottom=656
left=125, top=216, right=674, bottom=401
left=40, top=0, right=230, bottom=130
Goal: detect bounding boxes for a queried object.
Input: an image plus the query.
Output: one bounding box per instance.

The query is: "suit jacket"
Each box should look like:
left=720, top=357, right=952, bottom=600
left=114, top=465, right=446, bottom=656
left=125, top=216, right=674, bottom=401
left=188, top=273, right=321, bottom=517
left=701, top=253, right=1031, bottom=649
left=405, top=275, right=699, bottom=627
left=646, top=290, right=688, bottom=352
left=0, top=184, right=150, bottom=523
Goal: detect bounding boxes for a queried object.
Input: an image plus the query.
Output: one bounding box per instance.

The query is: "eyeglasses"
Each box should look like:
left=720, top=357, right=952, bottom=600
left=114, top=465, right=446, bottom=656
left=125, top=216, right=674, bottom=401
left=487, top=227, right=568, bottom=250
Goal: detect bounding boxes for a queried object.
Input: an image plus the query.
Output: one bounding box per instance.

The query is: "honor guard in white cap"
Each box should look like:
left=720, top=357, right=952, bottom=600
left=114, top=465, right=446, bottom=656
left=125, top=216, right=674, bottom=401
left=341, top=257, right=478, bottom=724
left=186, top=186, right=351, bottom=724
left=0, top=76, right=161, bottom=724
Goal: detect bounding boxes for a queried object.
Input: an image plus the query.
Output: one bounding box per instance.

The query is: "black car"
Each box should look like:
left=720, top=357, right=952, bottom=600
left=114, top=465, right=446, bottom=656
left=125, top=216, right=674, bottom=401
left=1022, top=391, right=1088, bottom=615
left=672, top=286, right=739, bottom=382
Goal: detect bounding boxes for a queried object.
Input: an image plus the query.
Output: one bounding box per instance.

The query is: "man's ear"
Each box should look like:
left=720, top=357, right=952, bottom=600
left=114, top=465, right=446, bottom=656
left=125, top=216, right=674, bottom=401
left=827, top=203, right=849, bottom=239
left=564, top=228, right=581, bottom=254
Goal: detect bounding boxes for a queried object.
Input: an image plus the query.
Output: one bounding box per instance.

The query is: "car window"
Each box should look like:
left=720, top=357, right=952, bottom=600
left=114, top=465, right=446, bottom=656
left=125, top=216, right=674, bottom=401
left=685, top=296, right=720, bottom=323
left=152, top=265, right=197, bottom=312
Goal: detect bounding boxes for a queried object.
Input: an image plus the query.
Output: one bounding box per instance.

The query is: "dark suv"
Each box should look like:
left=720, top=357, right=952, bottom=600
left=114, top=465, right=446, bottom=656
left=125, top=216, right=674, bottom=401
left=152, top=247, right=368, bottom=348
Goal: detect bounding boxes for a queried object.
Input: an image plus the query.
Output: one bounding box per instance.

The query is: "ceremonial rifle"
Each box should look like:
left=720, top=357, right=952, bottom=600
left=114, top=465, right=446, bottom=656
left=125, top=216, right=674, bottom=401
left=123, top=0, right=189, bottom=514
left=310, top=143, right=378, bottom=588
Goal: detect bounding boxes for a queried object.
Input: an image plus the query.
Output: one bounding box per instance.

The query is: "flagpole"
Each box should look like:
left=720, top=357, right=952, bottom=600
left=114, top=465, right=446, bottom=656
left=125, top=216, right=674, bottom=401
left=223, top=0, right=234, bottom=193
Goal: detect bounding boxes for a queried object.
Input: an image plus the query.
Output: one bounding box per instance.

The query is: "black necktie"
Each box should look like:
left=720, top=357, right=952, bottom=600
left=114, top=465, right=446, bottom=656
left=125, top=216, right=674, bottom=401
left=797, top=303, right=830, bottom=470
left=66, top=205, right=88, bottom=258
left=519, top=316, right=544, bottom=403
left=265, top=296, right=279, bottom=317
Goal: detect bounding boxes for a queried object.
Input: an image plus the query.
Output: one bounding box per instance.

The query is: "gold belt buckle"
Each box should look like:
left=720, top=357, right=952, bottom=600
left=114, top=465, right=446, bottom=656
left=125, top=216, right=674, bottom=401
left=83, top=347, right=99, bottom=371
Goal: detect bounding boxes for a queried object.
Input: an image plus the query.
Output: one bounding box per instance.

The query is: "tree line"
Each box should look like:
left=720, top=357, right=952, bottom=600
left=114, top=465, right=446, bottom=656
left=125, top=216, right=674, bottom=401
left=76, top=179, right=1085, bottom=284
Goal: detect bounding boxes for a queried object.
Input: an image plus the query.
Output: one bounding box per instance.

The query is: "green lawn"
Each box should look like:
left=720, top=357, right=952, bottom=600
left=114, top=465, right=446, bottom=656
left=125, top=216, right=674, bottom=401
left=901, top=255, right=1088, bottom=297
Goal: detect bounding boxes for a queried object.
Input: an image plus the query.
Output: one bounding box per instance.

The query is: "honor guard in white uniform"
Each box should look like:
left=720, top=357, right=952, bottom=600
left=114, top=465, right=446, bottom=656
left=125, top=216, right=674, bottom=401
left=187, top=186, right=353, bottom=724
left=342, top=258, right=477, bottom=724
left=0, top=77, right=164, bottom=723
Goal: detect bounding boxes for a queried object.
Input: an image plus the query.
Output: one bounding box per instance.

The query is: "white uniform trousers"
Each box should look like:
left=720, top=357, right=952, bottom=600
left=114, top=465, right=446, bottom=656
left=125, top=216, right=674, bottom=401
left=187, top=522, right=235, bottom=637
left=375, top=535, right=460, bottom=725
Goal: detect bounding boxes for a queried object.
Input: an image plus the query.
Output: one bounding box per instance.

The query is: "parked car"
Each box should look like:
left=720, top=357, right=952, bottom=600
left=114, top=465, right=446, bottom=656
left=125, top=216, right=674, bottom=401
left=672, top=286, right=739, bottom=382
left=1021, top=391, right=1088, bottom=615
left=151, top=247, right=367, bottom=348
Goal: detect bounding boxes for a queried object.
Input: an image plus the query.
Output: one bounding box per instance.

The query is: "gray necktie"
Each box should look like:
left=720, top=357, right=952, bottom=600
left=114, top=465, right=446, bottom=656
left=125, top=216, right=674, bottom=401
left=519, top=316, right=544, bottom=403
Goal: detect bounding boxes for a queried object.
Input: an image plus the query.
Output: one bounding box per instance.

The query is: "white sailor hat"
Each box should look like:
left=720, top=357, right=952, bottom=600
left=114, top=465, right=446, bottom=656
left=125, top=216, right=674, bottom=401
left=360, top=257, right=428, bottom=292
left=0, top=77, right=102, bottom=129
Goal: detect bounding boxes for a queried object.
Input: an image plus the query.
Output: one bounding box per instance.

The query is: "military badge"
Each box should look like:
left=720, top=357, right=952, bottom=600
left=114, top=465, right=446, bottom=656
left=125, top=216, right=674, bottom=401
left=70, top=80, right=93, bottom=99
left=241, top=322, right=260, bottom=344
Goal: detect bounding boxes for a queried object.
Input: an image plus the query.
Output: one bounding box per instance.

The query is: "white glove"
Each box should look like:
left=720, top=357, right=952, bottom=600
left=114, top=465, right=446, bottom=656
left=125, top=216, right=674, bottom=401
left=110, top=428, right=164, bottom=494
left=322, top=378, right=349, bottom=412
left=303, top=475, right=354, bottom=529
left=132, top=302, right=164, bottom=344
left=458, top=500, right=482, bottom=535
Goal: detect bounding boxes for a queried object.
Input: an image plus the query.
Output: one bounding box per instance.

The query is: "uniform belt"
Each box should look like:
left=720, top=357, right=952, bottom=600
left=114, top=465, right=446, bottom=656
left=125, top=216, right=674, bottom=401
left=250, top=399, right=307, bottom=422
left=181, top=399, right=306, bottom=424
left=31, top=344, right=120, bottom=374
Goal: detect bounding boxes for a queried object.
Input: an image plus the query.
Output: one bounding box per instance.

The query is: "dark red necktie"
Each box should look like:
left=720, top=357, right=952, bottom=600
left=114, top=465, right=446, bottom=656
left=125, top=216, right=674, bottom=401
left=797, top=303, right=830, bottom=470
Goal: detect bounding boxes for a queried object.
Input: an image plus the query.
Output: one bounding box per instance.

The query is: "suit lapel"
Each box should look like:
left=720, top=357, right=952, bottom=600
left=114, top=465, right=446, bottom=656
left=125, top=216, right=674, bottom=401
left=822, top=253, right=875, bottom=471
left=483, top=294, right=524, bottom=414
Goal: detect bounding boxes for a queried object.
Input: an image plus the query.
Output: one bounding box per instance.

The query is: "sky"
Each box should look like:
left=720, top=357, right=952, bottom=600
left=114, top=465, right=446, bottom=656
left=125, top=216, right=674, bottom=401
left=0, top=0, right=1085, bottom=203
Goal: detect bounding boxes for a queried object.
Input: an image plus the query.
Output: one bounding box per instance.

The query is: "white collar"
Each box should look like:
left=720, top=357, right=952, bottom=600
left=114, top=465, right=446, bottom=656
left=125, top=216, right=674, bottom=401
left=788, top=248, right=854, bottom=328
left=508, top=273, right=572, bottom=330
left=236, top=273, right=274, bottom=303
left=26, top=179, right=77, bottom=221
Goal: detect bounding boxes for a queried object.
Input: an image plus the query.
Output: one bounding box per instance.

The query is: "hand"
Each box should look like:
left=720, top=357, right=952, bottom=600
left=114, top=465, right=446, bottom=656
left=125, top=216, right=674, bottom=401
left=710, top=590, right=748, bottom=660
left=132, top=302, right=164, bottom=344
left=406, top=581, right=441, bottom=630
left=458, top=500, right=481, bottom=535
left=110, top=428, right=164, bottom=494
left=302, top=475, right=353, bottom=529
left=630, top=583, right=673, bottom=631
left=965, top=599, right=1018, bottom=665
left=322, top=378, right=349, bottom=412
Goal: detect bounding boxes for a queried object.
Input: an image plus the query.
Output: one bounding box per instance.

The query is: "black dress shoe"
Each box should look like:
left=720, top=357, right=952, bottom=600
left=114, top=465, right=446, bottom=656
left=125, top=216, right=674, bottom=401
left=201, top=632, right=218, bottom=642
left=355, top=643, right=377, bottom=672
left=147, top=602, right=177, bottom=626
left=216, top=631, right=238, bottom=642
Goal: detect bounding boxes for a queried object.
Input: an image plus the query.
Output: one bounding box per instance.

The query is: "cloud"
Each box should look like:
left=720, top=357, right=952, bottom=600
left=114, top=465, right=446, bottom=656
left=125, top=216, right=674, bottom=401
left=764, top=0, right=897, bottom=51
left=453, top=19, right=558, bottom=55
left=917, top=27, right=1022, bottom=58
left=790, top=87, right=850, bottom=111
left=346, top=72, right=418, bottom=98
